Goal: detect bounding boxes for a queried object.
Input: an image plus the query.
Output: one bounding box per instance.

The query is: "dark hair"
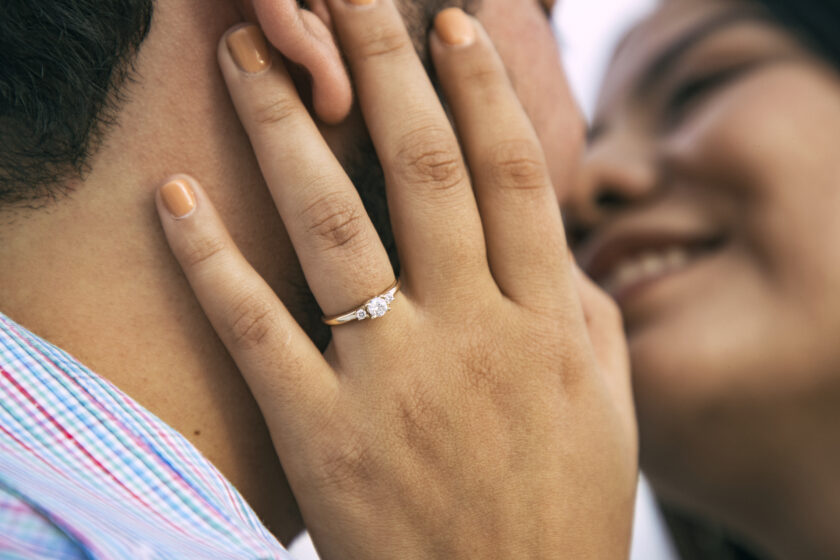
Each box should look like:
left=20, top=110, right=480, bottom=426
left=0, top=0, right=482, bottom=211
left=0, top=1, right=153, bottom=207
left=755, top=0, right=840, bottom=69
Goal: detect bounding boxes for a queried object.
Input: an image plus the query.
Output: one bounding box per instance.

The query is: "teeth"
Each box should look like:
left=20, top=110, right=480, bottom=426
left=615, top=260, right=644, bottom=286
left=602, top=247, right=692, bottom=296
left=665, top=247, right=689, bottom=268
left=641, top=252, right=666, bottom=276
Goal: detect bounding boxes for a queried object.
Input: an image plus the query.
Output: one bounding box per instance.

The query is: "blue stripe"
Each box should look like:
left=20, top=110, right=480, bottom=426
left=0, top=312, right=291, bottom=559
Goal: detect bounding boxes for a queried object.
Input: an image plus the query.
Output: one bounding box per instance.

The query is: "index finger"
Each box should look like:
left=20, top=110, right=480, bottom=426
left=154, top=175, right=337, bottom=450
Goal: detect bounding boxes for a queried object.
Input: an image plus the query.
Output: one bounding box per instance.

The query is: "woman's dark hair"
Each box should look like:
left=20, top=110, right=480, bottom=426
left=755, top=0, right=840, bottom=69
left=0, top=1, right=154, bottom=207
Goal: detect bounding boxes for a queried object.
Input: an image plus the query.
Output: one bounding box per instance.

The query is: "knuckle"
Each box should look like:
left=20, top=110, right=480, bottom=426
left=313, top=432, right=375, bottom=491
left=462, top=61, right=503, bottom=92
left=455, top=331, right=509, bottom=397
left=394, top=126, right=466, bottom=193
left=395, top=381, right=446, bottom=444
left=583, top=281, right=623, bottom=327
left=226, top=293, right=276, bottom=350
left=301, top=190, right=369, bottom=253
left=487, top=139, right=550, bottom=193
left=460, top=351, right=497, bottom=396
left=557, top=336, right=594, bottom=386
left=600, top=295, right=623, bottom=325
left=250, top=95, right=300, bottom=128
left=180, top=234, right=227, bottom=270
left=348, top=26, right=411, bottom=61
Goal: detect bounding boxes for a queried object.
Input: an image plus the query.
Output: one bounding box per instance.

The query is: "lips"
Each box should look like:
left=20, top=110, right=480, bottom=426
left=577, top=226, right=725, bottom=302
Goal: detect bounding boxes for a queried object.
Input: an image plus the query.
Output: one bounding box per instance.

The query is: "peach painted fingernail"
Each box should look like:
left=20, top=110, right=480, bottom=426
left=347, top=0, right=374, bottom=5
left=160, top=179, right=196, bottom=218
left=226, top=25, right=271, bottom=73
left=435, top=8, right=475, bottom=46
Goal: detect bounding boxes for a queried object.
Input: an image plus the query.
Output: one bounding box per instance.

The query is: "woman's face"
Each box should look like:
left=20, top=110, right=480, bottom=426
left=566, top=0, right=840, bottom=507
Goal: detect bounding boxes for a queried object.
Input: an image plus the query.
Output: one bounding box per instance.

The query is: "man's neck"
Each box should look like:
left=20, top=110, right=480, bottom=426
left=0, top=0, right=312, bottom=543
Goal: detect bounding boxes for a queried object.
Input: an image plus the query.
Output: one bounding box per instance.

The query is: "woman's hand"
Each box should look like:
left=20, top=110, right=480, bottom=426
left=155, top=2, right=637, bottom=558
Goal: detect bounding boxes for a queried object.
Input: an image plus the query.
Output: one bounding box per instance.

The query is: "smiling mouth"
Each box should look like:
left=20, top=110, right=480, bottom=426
left=589, top=237, right=726, bottom=303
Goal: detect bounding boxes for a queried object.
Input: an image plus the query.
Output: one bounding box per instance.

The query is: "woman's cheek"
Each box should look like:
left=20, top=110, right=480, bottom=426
left=664, top=63, right=840, bottom=373
left=663, top=67, right=826, bottom=273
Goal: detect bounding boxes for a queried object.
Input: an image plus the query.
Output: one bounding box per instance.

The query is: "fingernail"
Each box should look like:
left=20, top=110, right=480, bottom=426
left=347, top=0, right=375, bottom=5
left=435, top=8, right=475, bottom=46
left=160, top=179, right=196, bottom=218
left=226, top=25, right=271, bottom=74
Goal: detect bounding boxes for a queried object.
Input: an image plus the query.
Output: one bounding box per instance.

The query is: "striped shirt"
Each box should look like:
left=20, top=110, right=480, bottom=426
left=0, top=311, right=293, bottom=559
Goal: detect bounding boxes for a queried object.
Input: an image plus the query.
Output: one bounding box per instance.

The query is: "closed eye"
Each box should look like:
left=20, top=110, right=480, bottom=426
left=662, top=57, right=782, bottom=130
left=663, top=65, right=750, bottom=129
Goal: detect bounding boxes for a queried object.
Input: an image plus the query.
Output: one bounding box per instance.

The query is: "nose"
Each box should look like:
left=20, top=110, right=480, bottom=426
left=563, top=129, right=658, bottom=246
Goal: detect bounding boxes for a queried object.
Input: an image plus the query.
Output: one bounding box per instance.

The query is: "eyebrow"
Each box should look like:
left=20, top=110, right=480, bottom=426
left=635, top=8, right=771, bottom=95
left=588, top=8, right=771, bottom=143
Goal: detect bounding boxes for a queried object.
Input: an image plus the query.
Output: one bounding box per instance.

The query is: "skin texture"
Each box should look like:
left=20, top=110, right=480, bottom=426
left=0, top=0, right=579, bottom=546
left=155, top=2, right=636, bottom=556
left=566, top=0, right=840, bottom=557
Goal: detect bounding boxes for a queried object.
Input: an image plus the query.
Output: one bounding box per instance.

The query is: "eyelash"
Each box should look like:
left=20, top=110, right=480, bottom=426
left=663, top=65, right=749, bottom=129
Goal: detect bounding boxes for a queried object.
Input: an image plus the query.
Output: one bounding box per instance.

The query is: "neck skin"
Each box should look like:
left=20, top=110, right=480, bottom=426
left=0, top=0, right=323, bottom=544
left=653, top=400, right=840, bottom=560
left=738, top=411, right=840, bottom=560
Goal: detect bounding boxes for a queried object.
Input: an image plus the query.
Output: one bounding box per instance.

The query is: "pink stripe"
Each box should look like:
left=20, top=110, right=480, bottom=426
left=0, top=367, right=192, bottom=538
left=0, top=421, right=67, bottom=480
left=123, top=396, right=248, bottom=523
left=0, top=457, right=102, bottom=553
left=0, top=501, right=34, bottom=514
left=4, top=325, right=216, bottom=494
left=2, top=321, right=254, bottom=548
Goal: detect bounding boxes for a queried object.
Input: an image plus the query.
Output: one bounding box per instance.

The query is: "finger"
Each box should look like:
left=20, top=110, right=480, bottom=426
left=155, top=175, right=337, bottom=445
left=325, top=0, right=489, bottom=296
left=571, top=261, right=632, bottom=415
left=219, top=24, right=395, bottom=318
left=430, top=9, right=570, bottom=306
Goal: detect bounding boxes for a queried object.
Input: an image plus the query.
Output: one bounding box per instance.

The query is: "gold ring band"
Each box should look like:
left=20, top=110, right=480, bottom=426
left=322, top=279, right=401, bottom=326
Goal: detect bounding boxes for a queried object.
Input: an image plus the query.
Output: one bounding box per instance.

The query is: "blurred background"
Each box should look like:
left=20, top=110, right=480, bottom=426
left=290, top=0, right=670, bottom=558
left=557, top=0, right=658, bottom=119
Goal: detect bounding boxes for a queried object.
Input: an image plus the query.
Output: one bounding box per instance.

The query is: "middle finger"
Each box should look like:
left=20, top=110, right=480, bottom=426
left=327, top=0, right=490, bottom=296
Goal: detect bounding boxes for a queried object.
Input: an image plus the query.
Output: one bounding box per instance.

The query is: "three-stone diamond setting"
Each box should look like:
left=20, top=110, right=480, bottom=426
left=359, top=290, right=395, bottom=321
left=322, top=279, right=401, bottom=326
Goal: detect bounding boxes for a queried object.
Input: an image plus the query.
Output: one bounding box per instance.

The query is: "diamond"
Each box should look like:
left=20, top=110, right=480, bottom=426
left=366, top=297, right=389, bottom=319
left=355, top=309, right=368, bottom=321
left=383, top=292, right=394, bottom=303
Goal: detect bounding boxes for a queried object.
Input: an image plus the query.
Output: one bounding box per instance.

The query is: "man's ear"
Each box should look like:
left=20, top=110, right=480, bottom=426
left=243, top=0, right=352, bottom=124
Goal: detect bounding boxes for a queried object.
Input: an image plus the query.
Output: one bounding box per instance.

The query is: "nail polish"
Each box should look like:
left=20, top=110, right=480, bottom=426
left=160, top=179, right=196, bottom=218
left=226, top=25, right=271, bottom=74
left=435, top=8, right=475, bottom=46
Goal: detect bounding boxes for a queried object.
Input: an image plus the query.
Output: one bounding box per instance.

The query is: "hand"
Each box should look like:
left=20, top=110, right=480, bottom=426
left=155, top=3, right=637, bottom=559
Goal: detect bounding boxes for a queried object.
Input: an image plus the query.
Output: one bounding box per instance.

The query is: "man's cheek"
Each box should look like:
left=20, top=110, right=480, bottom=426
left=477, top=0, right=584, bottom=195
